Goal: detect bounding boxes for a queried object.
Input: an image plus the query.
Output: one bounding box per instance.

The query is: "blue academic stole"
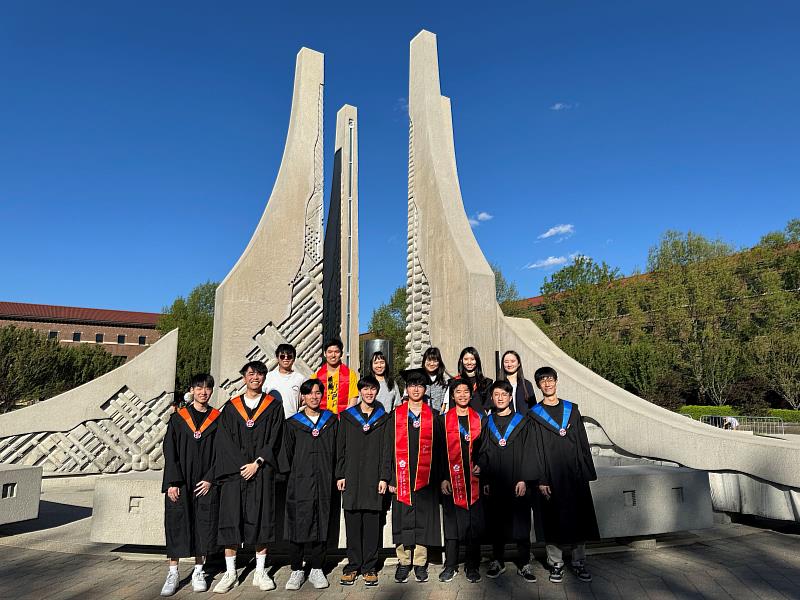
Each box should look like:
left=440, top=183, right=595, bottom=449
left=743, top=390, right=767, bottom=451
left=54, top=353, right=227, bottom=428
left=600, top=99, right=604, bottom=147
left=291, top=409, right=334, bottom=438
left=486, top=413, right=523, bottom=447
left=531, top=400, right=573, bottom=437
left=458, top=414, right=482, bottom=442
left=345, top=404, right=386, bottom=432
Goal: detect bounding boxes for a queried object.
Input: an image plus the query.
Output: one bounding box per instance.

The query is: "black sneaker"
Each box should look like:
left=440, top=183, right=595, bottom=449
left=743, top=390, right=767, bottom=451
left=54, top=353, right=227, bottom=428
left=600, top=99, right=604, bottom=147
left=394, top=564, right=411, bottom=583
left=438, top=567, right=457, bottom=583
left=572, top=564, right=592, bottom=582
left=549, top=563, right=564, bottom=583
left=517, top=563, right=537, bottom=583
left=414, top=565, right=429, bottom=583
left=486, top=560, right=506, bottom=578
left=465, top=568, right=482, bottom=584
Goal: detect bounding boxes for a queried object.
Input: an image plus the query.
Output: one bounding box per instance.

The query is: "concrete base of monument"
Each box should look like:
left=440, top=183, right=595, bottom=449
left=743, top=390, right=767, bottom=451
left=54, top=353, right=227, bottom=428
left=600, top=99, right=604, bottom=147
left=0, top=464, right=42, bottom=526
left=90, top=465, right=714, bottom=547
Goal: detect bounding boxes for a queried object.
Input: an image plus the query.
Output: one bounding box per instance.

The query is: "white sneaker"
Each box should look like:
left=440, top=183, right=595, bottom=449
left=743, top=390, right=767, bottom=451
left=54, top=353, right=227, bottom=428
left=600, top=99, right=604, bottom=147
left=213, top=571, right=238, bottom=593
left=192, top=569, right=207, bottom=592
left=308, top=568, right=329, bottom=589
left=160, top=571, right=179, bottom=596
left=285, top=570, right=306, bottom=590
left=256, top=569, right=276, bottom=591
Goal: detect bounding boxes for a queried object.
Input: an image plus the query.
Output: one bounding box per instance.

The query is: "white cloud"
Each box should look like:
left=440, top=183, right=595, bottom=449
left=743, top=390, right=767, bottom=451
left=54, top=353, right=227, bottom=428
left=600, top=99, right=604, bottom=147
left=549, top=101, right=578, bottom=111
left=476, top=211, right=493, bottom=222
left=468, top=217, right=479, bottom=228
left=538, top=224, right=574, bottom=239
left=524, top=256, right=569, bottom=269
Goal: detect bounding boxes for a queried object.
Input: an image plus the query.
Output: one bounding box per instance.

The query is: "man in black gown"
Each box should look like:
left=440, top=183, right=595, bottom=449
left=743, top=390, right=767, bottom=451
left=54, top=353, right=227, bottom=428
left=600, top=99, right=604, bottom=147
left=530, top=366, right=599, bottom=584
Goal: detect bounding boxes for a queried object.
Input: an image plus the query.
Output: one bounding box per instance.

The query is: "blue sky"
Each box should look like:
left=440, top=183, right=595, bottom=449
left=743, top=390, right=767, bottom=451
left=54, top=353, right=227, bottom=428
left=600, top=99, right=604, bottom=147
left=1, top=1, right=798, bottom=331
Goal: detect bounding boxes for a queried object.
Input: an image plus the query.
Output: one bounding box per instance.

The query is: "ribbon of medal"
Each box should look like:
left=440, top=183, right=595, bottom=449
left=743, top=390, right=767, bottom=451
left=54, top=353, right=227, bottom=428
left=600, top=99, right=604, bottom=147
left=345, top=404, right=386, bottom=432
left=177, top=407, right=220, bottom=440
left=229, top=394, right=275, bottom=428
left=531, top=400, right=573, bottom=437
left=291, top=409, right=334, bottom=437
left=486, top=412, right=523, bottom=447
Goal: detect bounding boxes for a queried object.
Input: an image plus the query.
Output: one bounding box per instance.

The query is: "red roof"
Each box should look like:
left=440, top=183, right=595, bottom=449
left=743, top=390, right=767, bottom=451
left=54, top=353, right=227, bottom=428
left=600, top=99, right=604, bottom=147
left=0, top=301, right=161, bottom=328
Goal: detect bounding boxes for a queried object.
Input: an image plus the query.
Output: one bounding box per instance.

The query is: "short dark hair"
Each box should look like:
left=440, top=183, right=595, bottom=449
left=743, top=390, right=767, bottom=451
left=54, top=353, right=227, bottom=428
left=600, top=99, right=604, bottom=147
left=275, top=343, right=296, bottom=358
left=323, top=338, right=344, bottom=352
left=299, top=378, right=324, bottom=396
left=490, top=380, right=513, bottom=395
left=534, top=366, right=558, bottom=384
left=448, top=379, right=471, bottom=400
left=357, top=375, right=380, bottom=391
left=239, top=360, right=268, bottom=376
left=189, top=373, right=215, bottom=389
left=404, top=371, right=428, bottom=388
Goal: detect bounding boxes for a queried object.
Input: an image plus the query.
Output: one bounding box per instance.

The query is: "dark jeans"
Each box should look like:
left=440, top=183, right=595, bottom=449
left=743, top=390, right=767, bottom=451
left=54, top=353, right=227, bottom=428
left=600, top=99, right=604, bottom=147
left=344, top=509, right=382, bottom=573
left=492, top=539, right=531, bottom=567
left=288, top=540, right=325, bottom=570
left=445, top=538, right=481, bottom=570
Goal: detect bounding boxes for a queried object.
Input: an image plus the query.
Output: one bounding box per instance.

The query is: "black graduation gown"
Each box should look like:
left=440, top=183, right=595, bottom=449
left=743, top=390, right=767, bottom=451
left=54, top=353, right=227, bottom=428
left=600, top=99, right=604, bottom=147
left=382, top=407, right=442, bottom=548
left=283, top=411, right=339, bottom=543
left=511, top=378, right=537, bottom=414
left=162, top=405, right=220, bottom=557
left=478, top=411, right=539, bottom=541
left=455, top=374, right=493, bottom=412
left=530, top=400, right=600, bottom=544
left=438, top=413, right=486, bottom=542
left=215, top=394, right=287, bottom=546
left=335, top=405, right=390, bottom=512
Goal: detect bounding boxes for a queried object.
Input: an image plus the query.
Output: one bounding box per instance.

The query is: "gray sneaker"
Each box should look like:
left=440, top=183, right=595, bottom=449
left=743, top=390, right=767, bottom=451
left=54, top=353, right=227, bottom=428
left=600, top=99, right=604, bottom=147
left=308, top=568, right=329, bottom=589
left=285, top=570, right=305, bottom=590
left=213, top=571, right=238, bottom=593
left=160, top=571, right=179, bottom=596
left=192, top=569, right=208, bottom=592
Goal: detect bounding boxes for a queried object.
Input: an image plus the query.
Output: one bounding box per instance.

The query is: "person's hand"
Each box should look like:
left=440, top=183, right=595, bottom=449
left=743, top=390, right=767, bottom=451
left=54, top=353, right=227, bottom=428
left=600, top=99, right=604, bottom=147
left=337, top=478, right=346, bottom=491
left=347, top=397, right=359, bottom=408
left=194, top=481, right=211, bottom=497
left=539, top=484, right=551, bottom=499
left=441, top=481, right=452, bottom=496
left=378, top=481, right=387, bottom=495
left=515, top=481, right=527, bottom=497
left=167, top=486, right=180, bottom=503
left=472, top=465, right=481, bottom=475
left=240, top=462, right=259, bottom=480
left=388, top=485, right=397, bottom=494
left=483, top=484, right=490, bottom=496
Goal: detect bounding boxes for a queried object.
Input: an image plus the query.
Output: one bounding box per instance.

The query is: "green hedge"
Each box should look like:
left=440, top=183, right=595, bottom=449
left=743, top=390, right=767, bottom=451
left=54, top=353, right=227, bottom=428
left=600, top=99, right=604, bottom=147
left=678, top=405, right=735, bottom=420
left=768, top=409, right=800, bottom=423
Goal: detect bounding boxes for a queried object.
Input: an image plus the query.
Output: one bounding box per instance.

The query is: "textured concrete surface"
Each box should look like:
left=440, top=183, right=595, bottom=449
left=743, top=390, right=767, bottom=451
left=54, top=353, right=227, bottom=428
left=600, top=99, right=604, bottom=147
left=322, top=105, right=359, bottom=370
left=0, top=464, right=41, bottom=525
left=0, top=330, right=177, bottom=475
left=90, top=472, right=164, bottom=545
left=210, top=47, right=325, bottom=403
left=404, top=30, right=800, bottom=518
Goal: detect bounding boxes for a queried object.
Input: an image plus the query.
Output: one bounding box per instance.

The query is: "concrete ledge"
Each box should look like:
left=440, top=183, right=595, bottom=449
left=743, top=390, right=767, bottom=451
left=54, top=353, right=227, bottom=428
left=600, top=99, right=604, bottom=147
left=90, top=472, right=164, bottom=545
left=0, top=464, right=42, bottom=525
left=591, top=465, right=713, bottom=538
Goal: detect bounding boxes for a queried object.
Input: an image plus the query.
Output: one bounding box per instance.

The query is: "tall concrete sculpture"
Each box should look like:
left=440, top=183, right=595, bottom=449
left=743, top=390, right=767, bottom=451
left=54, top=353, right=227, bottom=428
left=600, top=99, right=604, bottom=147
left=323, top=105, right=359, bottom=368
left=0, top=330, right=178, bottom=474
left=406, top=30, right=800, bottom=520
left=211, top=48, right=325, bottom=399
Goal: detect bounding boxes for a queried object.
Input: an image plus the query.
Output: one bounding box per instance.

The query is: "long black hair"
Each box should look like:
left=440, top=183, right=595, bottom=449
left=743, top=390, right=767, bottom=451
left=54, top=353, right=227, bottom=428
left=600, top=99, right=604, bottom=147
left=496, top=350, right=530, bottom=405
left=367, top=350, right=395, bottom=391
left=457, top=346, right=485, bottom=381
left=421, top=346, right=448, bottom=386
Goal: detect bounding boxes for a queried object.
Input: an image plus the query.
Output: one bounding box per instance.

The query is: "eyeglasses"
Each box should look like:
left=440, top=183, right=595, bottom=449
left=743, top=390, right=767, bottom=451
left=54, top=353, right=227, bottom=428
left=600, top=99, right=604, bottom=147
left=538, top=376, right=556, bottom=384
left=407, top=383, right=426, bottom=388
left=277, top=353, right=295, bottom=359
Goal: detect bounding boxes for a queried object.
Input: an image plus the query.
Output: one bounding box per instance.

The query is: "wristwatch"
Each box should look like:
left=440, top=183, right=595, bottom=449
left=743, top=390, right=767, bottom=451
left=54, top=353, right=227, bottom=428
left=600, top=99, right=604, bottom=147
left=255, top=457, right=264, bottom=467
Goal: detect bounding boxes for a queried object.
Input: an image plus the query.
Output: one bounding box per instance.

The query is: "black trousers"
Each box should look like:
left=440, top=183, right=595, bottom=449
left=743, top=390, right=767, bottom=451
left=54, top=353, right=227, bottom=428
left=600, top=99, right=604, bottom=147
left=492, top=538, right=531, bottom=567
left=344, top=509, right=382, bottom=573
left=288, top=540, right=325, bottom=570
left=444, top=538, right=481, bottom=570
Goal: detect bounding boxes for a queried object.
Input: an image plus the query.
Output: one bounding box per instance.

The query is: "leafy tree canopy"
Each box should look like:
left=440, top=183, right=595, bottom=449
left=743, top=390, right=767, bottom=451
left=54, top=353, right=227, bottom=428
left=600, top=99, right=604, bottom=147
left=541, top=256, right=621, bottom=295
left=647, top=230, right=734, bottom=272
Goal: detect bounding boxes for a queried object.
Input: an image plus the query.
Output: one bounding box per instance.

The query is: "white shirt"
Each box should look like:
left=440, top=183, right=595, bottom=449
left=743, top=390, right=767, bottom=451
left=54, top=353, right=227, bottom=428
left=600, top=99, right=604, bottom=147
left=243, top=393, right=262, bottom=410
left=263, top=370, right=305, bottom=418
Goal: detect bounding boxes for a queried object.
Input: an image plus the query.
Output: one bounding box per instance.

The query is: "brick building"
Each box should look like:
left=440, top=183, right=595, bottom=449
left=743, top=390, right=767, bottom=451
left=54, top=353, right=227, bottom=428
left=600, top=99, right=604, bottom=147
left=0, top=301, right=162, bottom=361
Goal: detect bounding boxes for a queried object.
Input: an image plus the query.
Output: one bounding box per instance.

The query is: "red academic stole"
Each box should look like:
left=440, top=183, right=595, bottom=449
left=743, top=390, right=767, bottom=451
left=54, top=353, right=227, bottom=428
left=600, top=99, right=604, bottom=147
left=395, top=402, right=434, bottom=506
left=316, top=363, right=351, bottom=415
left=229, top=394, right=275, bottom=427
left=177, top=407, right=221, bottom=440
left=445, top=408, right=481, bottom=509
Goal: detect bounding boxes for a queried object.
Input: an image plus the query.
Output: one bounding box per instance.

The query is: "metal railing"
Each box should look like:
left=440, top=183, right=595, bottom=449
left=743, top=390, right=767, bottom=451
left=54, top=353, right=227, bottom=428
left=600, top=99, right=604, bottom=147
left=700, top=415, right=785, bottom=436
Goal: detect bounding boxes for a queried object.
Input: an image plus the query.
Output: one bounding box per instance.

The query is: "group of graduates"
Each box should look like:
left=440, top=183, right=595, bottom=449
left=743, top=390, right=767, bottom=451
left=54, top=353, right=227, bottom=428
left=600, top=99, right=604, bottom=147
left=160, top=338, right=599, bottom=596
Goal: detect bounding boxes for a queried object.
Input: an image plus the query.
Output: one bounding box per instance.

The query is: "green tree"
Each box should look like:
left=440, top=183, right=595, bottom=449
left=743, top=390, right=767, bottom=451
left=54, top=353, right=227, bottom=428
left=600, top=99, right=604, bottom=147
left=754, top=331, right=800, bottom=410
left=647, top=230, right=733, bottom=272
left=158, top=281, right=217, bottom=394
left=366, top=286, right=408, bottom=377
left=541, top=256, right=620, bottom=295
left=0, top=326, right=122, bottom=413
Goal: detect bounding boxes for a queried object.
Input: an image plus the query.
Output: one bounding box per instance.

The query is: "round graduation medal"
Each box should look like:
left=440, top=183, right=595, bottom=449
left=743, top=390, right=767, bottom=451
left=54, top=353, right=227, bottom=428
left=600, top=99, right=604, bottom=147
left=412, top=419, right=421, bottom=429
left=499, top=438, right=507, bottom=447
left=193, top=431, right=202, bottom=440
left=312, top=428, right=320, bottom=437
left=463, top=433, right=471, bottom=442
left=246, top=419, right=255, bottom=428
left=362, top=424, right=370, bottom=432
left=559, top=428, right=567, bottom=437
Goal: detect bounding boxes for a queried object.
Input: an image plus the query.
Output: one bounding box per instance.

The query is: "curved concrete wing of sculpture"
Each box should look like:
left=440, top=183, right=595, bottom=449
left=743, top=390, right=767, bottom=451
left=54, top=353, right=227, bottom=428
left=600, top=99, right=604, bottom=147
left=211, top=48, right=324, bottom=399
left=0, top=329, right=178, bottom=474
left=407, top=30, right=800, bottom=490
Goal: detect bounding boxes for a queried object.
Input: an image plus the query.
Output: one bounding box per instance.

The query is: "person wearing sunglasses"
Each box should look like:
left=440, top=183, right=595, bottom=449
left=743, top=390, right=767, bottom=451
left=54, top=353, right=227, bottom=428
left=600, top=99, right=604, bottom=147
left=263, top=343, right=305, bottom=418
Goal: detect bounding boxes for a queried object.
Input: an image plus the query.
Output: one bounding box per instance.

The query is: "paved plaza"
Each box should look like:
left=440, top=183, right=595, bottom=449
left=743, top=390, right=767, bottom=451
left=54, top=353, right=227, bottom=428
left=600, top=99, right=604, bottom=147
left=1, top=485, right=799, bottom=600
